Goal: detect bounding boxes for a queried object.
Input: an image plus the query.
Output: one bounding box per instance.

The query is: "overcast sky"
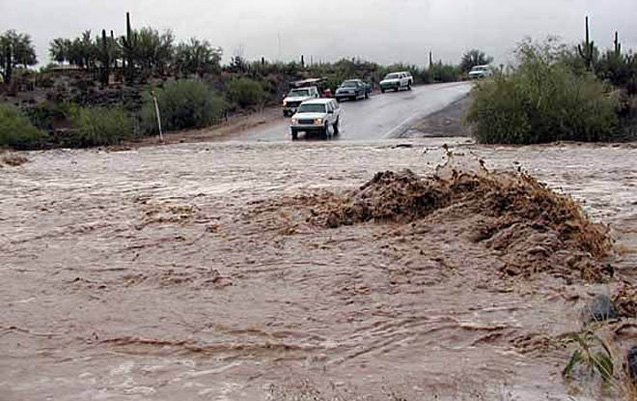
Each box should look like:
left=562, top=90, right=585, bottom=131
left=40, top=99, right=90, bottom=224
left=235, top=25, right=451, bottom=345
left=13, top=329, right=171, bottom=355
left=2, top=0, right=636, bottom=67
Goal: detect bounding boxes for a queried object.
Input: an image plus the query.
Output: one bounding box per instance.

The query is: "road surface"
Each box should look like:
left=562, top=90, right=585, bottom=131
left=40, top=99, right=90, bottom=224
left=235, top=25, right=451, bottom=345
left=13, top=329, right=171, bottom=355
left=231, top=82, right=472, bottom=142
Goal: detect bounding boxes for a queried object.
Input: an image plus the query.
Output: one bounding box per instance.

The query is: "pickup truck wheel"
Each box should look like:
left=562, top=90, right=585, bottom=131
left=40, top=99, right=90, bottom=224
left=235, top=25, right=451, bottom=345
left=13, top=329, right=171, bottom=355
left=333, top=119, right=340, bottom=135
left=324, top=124, right=333, bottom=139
left=407, top=83, right=412, bottom=90
left=364, top=92, right=369, bottom=99
left=291, top=129, right=298, bottom=140
left=381, top=88, right=385, bottom=94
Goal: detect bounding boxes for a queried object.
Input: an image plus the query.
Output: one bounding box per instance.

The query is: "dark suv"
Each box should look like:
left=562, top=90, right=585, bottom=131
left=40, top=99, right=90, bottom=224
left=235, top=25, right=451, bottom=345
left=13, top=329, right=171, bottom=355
left=335, top=79, right=372, bottom=102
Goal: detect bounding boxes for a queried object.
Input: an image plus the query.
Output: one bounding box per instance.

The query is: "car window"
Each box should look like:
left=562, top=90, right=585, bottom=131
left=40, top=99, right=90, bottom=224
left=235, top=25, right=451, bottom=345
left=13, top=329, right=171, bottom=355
left=297, top=103, right=326, bottom=113
left=342, top=81, right=358, bottom=88
left=289, top=89, right=310, bottom=97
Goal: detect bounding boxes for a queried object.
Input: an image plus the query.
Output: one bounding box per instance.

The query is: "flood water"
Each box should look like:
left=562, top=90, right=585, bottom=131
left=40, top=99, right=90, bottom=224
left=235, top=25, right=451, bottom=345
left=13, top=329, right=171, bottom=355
left=1, top=139, right=635, bottom=400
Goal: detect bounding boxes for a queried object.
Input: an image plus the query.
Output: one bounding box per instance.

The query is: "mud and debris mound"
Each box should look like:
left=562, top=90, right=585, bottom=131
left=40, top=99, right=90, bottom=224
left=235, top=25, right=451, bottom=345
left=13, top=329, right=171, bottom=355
left=307, top=167, right=612, bottom=281
left=314, top=169, right=453, bottom=227
left=613, top=282, right=637, bottom=318
left=1, top=154, right=28, bottom=167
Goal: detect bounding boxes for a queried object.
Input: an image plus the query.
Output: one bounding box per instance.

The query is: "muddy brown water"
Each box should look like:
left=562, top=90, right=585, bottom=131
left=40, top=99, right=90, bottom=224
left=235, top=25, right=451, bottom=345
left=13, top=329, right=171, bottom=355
left=1, top=139, right=636, bottom=400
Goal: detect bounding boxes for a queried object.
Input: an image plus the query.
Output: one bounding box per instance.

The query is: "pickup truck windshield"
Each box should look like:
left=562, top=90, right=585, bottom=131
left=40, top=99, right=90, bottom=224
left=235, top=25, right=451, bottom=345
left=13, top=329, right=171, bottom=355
left=297, top=104, right=326, bottom=113
left=288, top=89, right=310, bottom=97
left=385, top=73, right=401, bottom=80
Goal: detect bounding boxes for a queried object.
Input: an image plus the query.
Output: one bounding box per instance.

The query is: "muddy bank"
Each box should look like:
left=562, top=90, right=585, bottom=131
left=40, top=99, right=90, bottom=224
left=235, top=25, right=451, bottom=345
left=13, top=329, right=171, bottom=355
left=0, top=139, right=635, bottom=400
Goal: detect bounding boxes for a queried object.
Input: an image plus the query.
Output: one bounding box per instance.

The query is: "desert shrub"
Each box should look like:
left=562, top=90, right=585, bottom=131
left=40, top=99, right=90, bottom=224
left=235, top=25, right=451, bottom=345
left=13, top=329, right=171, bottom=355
left=0, top=103, right=48, bottom=149
left=69, top=106, right=134, bottom=147
left=225, top=77, right=266, bottom=108
left=141, top=79, right=226, bottom=134
left=466, top=40, right=618, bottom=144
left=23, top=100, right=71, bottom=131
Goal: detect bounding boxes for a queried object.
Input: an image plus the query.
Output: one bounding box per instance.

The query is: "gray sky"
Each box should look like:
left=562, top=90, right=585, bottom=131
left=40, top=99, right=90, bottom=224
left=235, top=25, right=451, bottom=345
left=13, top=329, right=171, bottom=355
left=2, top=0, right=636, bottom=67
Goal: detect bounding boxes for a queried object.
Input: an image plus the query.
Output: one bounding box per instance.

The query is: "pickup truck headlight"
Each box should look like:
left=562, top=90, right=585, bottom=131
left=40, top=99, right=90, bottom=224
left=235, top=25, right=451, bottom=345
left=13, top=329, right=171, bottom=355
left=291, top=118, right=298, bottom=125
left=283, top=100, right=288, bottom=107
left=314, top=118, right=324, bottom=125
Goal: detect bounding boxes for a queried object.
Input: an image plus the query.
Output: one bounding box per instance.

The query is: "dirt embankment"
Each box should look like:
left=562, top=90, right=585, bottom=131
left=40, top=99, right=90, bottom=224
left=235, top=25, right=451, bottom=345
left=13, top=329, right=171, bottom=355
left=401, top=96, right=471, bottom=138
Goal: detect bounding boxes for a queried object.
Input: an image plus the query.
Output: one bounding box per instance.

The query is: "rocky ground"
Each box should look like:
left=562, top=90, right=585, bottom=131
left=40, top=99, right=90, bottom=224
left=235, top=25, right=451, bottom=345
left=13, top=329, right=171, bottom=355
left=0, top=139, right=636, bottom=400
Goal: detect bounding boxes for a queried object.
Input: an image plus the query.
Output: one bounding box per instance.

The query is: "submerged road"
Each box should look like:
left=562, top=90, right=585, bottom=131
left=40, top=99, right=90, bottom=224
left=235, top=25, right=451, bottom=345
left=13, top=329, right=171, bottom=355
left=231, top=81, right=472, bottom=142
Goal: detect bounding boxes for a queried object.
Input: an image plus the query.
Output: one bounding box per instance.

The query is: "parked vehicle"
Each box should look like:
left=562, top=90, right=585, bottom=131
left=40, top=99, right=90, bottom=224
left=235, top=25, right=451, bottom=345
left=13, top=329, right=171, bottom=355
left=335, top=79, right=372, bottom=102
left=282, top=86, right=320, bottom=117
left=468, top=65, right=494, bottom=79
left=380, top=72, right=413, bottom=93
left=290, top=98, right=341, bottom=140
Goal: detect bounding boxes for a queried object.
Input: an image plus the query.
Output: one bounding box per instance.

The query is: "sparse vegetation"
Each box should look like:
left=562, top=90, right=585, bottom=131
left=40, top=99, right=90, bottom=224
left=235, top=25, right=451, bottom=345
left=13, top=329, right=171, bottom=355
left=562, top=330, right=637, bottom=400
left=563, top=332, right=615, bottom=383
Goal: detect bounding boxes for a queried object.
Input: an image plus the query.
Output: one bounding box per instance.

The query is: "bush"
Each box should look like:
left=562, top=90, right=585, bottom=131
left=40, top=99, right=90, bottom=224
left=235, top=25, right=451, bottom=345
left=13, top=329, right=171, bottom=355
left=24, top=100, right=70, bottom=131
left=466, top=40, right=618, bottom=144
left=69, top=106, right=134, bottom=147
left=0, top=103, right=48, bottom=149
left=141, top=79, right=226, bottom=134
left=225, top=77, right=266, bottom=108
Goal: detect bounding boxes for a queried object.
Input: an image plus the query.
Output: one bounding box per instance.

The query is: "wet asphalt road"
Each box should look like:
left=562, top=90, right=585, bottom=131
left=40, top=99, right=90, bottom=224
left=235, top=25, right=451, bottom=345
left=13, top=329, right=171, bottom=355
left=233, top=81, right=472, bottom=142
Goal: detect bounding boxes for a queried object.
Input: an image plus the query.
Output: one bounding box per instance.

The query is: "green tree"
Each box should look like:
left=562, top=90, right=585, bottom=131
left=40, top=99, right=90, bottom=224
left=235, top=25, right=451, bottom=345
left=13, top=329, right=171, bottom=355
left=49, top=38, right=72, bottom=64
left=133, top=28, right=174, bottom=75
left=0, top=30, right=37, bottom=82
left=460, top=49, right=493, bottom=72
left=175, top=38, right=222, bottom=77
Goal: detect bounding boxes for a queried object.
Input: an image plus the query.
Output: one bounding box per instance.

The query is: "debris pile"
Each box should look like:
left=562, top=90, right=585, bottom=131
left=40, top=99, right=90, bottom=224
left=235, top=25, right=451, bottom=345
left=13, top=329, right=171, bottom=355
left=307, top=166, right=612, bottom=281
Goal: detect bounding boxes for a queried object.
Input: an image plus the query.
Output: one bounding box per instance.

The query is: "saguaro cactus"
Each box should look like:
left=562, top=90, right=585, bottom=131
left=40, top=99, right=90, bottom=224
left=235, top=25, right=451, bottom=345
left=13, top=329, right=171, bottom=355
left=614, top=31, right=621, bottom=56
left=577, top=16, right=595, bottom=70
left=3, top=42, right=12, bottom=84
left=100, top=29, right=111, bottom=85
left=122, top=12, right=135, bottom=82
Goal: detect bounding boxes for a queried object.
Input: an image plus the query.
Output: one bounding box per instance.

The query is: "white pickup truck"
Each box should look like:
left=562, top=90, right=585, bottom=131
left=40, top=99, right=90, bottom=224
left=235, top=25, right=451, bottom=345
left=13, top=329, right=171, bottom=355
left=290, top=98, right=341, bottom=140
left=282, top=86, right=320, bottom=116
left=380, top=72, right=413, bottom=93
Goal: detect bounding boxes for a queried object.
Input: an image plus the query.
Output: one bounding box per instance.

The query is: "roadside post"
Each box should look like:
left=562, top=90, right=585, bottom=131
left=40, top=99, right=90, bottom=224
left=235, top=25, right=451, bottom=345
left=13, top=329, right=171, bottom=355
left=151, top=89, right=164, bottom=142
